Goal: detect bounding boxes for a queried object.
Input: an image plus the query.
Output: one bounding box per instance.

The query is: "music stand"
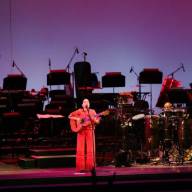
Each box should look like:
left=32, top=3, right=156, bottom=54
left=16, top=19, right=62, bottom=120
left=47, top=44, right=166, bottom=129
left=47, top=70, right=70, bottom=85
left=3, top=74, right=27, bottom=90
left=37, top=113, right=64, bottom=137
left=102, top=72, right=125, bottom=93
left=139, top=69, right=163, bottom=113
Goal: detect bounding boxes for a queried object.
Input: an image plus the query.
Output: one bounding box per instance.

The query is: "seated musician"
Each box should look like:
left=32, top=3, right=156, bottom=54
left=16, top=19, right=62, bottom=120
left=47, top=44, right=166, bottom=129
left=163, top=102, right=173, bottom=111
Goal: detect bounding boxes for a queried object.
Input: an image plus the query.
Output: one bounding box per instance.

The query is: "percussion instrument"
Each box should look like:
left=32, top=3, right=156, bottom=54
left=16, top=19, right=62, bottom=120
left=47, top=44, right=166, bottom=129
left=132, top=114, right=145, bottom=121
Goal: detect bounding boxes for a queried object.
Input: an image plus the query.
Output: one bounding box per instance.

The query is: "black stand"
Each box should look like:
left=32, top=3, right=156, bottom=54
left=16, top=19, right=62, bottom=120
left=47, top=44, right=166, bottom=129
left=65, top=48, right=79, bottom=98
left=87, top=109, right=97, bottom=184
left=129, top=66, right=141, bottom=100
left=4, top=61, right=27, bottom=90
left=47, top=50, right=76, bottom=99
left=167, top=63, right=185, bottom=78
left=83, top=52, right=87, bottom=62
left=139, top=69, right=163, bottom=160
left=139, top=68, right=163, bottom=114
left=48, top=59, right=52, bottom=93
left=65, top=48, right=79, bottom=72
left=12, top=60, right=26, bottom=77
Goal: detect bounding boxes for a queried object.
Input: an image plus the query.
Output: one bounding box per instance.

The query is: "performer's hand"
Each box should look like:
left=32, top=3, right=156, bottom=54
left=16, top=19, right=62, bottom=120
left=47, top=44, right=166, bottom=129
left=76, top=118, right=82, bottom=122
left=80, top=118, right=85, bottom=123
left=94, top=117, right=100, bottom=124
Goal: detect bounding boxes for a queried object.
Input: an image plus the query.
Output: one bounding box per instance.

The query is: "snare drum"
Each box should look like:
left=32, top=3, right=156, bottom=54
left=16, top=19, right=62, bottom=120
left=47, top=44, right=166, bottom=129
left=132, top=113, right=145, bottom=121
left=162, top=109, right=174, bottom=117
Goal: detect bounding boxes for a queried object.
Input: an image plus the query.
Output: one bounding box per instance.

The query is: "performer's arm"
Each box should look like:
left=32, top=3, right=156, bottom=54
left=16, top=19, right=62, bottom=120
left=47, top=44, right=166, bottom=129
left=68, top=111, right=82, bottom=122
left=91, top=110, right=100, bottom=124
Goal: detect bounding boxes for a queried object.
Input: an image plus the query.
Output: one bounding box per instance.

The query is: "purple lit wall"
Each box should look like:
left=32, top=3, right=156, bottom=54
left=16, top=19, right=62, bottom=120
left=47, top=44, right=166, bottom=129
left=0, top=0, right=192, bottom=111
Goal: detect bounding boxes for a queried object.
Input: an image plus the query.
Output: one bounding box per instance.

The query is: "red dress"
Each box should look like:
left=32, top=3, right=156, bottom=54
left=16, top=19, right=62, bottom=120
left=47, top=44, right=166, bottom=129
left=69, top=108, right=97, bottom=171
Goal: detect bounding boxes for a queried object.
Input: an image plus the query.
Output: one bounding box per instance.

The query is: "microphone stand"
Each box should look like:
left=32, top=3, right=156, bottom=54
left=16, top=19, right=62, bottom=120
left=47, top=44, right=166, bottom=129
left=130, top=67, right=141, bottom=100
left=168, top=63, right=185, bottom=78
left=13, top=61, right=26, bottom=77
left=65, top=48, right=79, bottom=98
left=65, top=48, right=78, bottom=72
left=48, top=59, right=52, bottom=103
left=83, top=52, right=87, bottom=62
left=87, top=108, right=96, bottom=184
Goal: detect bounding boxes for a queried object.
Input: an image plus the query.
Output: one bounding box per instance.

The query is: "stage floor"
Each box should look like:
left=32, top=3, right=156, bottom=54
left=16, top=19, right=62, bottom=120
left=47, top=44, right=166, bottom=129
left=1, top=159, right=192, bottom=191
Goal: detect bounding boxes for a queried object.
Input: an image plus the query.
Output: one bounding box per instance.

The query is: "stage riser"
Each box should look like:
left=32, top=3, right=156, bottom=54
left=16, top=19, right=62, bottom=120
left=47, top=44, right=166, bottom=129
left=18, top=146, right=76, bottom=168
left=29, top=148, right=76, bottom=156
left=18, top=158, right=36, bottom=169
left=33, top=155, right=76, bottom=168
left=18, top=155, right=76, bottom=168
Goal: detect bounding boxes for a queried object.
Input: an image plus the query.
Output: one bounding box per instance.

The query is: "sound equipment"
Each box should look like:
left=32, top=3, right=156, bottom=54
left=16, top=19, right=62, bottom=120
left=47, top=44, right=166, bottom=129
left=47, top=70, right=70, bottom=85
left=139, top=68, right=163, bottom=84
left=74, top=61, right=93, bottom=97
left=102, top=72, right=125, bottom=87
left=74, top=61, right=92, bottom=86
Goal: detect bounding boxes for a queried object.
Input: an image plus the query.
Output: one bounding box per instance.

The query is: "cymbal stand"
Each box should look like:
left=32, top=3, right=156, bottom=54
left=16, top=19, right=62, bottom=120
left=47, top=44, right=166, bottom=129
left=168, top=63, right=185, bottom=78
left=115, top=103, right=131, bottom=167
left=65, top=48, right=79, bottom=98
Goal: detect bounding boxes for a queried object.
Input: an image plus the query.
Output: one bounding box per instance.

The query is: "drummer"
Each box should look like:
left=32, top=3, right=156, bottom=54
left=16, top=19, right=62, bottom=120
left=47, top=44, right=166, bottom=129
left=119, top=92, right=134, bottom=105
left=161, top=102, right=173, bottom=117
left=163, top=102, right=173, bottom=111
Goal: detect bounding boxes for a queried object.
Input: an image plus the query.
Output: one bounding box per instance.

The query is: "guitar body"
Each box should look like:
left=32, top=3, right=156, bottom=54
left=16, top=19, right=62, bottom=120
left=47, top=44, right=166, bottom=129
left=70, top=119, right=82, bottom=133
left=69, top=109, right=110, bottom=133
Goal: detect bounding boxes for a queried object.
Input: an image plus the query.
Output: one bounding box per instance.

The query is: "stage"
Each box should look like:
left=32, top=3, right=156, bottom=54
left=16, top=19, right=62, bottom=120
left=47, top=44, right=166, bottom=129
left=1, top=158, right=192, bottom=192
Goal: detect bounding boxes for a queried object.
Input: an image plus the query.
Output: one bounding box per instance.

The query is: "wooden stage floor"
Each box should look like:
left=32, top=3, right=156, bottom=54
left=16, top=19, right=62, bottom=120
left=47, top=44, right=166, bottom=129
left=1, top=159, right=192, bottom=192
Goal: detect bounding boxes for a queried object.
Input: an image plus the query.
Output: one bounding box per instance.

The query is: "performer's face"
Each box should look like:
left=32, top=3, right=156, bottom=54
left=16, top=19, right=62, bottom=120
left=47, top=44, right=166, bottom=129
left=82, top=99, right=90, bottom=109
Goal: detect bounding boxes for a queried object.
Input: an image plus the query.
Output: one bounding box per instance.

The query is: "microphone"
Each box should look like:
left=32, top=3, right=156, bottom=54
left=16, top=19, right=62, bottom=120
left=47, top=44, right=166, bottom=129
left=75, top=48, right=79, bottom=54
left=181, top=63, right=185, bottom=72
left=129, top=66, right=133, bottom=73
left=83, top=52, right=87, bottom=62
left=83, top=52, right=87, bottom=56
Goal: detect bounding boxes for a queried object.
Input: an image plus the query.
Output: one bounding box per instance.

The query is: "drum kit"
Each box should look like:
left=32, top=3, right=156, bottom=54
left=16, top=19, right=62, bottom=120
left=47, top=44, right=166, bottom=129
left=157, top=105, right=189, bottom=163
left=115, top=91, right=189, bottom=164
left=114, top=65, right=192, bottom=164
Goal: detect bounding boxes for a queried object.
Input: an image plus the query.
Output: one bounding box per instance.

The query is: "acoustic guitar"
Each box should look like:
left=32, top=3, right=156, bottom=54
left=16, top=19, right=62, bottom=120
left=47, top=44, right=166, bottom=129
left=70, top=110, right=110, bottom=133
